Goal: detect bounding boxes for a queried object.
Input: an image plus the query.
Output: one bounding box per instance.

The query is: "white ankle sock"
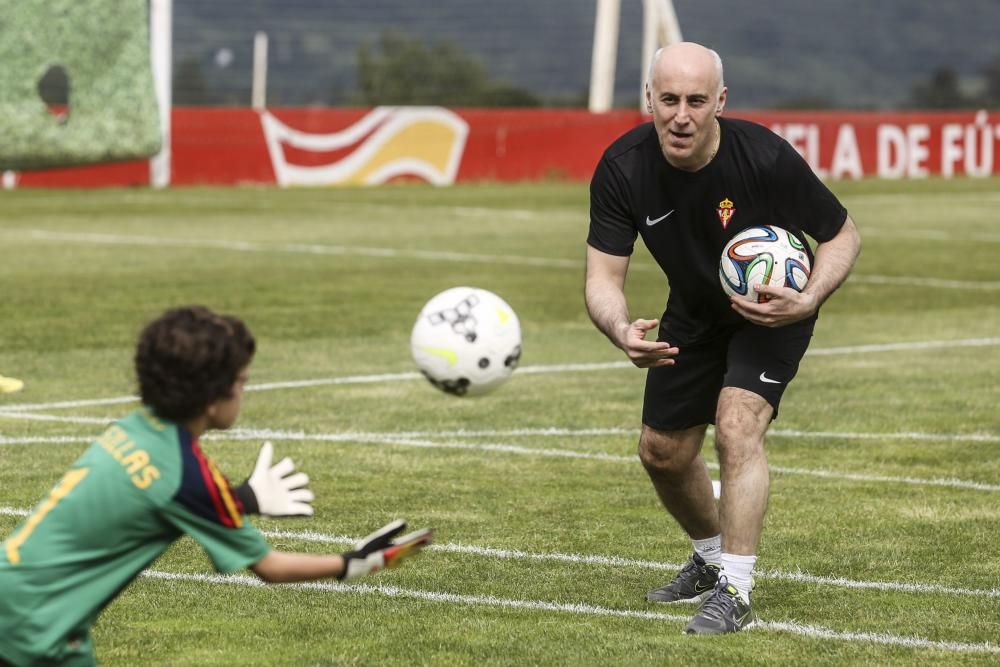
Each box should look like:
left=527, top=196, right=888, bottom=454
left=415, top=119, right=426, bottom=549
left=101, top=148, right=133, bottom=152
left=691, top=535, right=722, bottom=566
left=720, top=552, right=756, bottom=603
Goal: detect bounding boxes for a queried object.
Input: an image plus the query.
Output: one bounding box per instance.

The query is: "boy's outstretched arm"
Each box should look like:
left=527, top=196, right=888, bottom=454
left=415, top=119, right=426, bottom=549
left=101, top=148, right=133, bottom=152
left=251, top=520, right=433, bottom=583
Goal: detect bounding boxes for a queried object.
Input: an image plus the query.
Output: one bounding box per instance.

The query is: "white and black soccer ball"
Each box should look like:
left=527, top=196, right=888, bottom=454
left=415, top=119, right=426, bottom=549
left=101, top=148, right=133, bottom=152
left=719, top=225, right=811, bottom=303
left=410, top=287, right=522, bottom=396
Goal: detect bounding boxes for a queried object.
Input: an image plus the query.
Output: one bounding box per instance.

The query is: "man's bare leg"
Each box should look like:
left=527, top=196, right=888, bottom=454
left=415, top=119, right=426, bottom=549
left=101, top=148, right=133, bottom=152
left=638, top=424, right=719, bottom=539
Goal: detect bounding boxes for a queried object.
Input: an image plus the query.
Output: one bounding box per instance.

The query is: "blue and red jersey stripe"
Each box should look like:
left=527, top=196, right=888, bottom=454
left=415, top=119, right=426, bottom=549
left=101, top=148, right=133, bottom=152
left=175, top=427, right=245, bottom=528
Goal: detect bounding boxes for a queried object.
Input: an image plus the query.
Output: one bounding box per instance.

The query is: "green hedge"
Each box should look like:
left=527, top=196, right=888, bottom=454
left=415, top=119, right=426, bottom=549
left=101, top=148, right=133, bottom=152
left=0, top=0, right=161, bottom=170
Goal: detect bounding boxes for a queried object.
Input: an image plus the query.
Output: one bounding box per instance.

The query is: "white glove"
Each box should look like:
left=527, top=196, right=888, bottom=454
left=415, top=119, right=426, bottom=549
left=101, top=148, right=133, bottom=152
left=338, top=519, right=433, bottom=581
left=244, top=441, right=314, bottom=517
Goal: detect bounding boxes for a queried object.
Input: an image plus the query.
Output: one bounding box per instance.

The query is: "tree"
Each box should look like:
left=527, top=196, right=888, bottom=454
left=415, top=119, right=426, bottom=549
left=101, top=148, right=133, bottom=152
left=772, top=95, right=834, bottom=110
left=909, top=67, right=971, bottom=109
left=173, top=57, right=210, bottom=105
left=978, top=59, right=1000, bottom=108
left=353, top=31, right=539, bottom=107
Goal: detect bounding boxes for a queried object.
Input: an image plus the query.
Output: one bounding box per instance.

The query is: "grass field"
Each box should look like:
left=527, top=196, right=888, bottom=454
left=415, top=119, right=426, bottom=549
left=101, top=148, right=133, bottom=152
left=1, top=178, right=998, bottom=665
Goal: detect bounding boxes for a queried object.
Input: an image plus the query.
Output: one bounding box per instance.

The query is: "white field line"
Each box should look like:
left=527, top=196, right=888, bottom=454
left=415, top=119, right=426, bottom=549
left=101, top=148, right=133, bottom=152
left=7, top=500, right=1000, bottom=654
left=2, top=425, right=997, bottom=445
left=861, top=227, right=1000, bottom=243
left=763, top=466, right=999, bottom=492
left=0, top=505, right=995, bottom=603
left=0, top=413, right=110, bottom=425
left=131, top=570, right=996, bottom=654
left=324, top=204, right=549, bottom=220
left=445, top=205, right=546, bottom=221
left=221, top=430, right=1000, bottom=493
left=1, top=335, right=998, bottom=415
left=7, top=227, right=1000, bottom=289
left=0, top=436, right=91, bottom=445
left=767, top=428, right=1000, bottom=443
left=0, top=396, right=139, bottom=412
left=849, top=275, right=1000, bottom=290
left=258, top=527, right=1000, bottom=601
left=845, top=191, right=1000, bottom=205
left=803, top=336, right=1000, bottom=356
left=10, top=228, right=582, bottom=269
left=12, top=187, right=1000, bottom=210
left=229, top=426, right=1000, bottom=444
left=3, top=428, right=993, bottom=492
left=223, top=426, right=999, bottom=445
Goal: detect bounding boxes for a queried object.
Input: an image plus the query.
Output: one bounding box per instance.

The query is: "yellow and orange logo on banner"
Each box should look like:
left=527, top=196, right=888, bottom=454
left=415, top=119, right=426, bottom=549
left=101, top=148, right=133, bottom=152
left=260, top=107, right=468, bottom=187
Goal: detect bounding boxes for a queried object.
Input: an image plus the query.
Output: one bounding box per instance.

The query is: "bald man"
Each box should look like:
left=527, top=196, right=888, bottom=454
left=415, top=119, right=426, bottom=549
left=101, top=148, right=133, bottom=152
left=585, top=42, right=860, bottom=634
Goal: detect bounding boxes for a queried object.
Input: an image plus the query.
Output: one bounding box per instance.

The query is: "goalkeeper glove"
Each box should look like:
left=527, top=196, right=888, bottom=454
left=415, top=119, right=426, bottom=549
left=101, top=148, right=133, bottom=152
left=338, top=519, right=433, bottom=581
left=237, top=441, right=315, bottom=517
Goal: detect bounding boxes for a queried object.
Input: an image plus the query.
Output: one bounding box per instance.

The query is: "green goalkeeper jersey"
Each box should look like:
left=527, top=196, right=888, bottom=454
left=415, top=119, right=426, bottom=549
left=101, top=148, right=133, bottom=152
left=0, top=408, right=270, bottom=666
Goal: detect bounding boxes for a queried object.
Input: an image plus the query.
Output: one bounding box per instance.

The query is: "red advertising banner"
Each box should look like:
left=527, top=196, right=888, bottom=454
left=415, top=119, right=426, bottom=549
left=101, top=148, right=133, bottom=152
left=8, top=108, right=1000, bottom=188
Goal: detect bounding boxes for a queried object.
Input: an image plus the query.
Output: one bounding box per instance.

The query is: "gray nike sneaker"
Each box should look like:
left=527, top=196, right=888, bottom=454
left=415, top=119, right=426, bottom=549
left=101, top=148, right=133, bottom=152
left=646, top=552, right=720, bottom=603
left=683, top=577, right=754, bottom=635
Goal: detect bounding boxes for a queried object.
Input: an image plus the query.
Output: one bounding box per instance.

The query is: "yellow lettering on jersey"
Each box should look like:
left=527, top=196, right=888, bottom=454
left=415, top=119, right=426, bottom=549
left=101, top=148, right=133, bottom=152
left=95, top=426, right=161, bottom=490
left=120, top=449, right=150, bottom=474
left=132, top=466, right=160, bottom=490
left=5, top=468, right=89, bottom=565
left=97, top=425, right=129, bottom=453
left=113, top=440, right=136, bottom=461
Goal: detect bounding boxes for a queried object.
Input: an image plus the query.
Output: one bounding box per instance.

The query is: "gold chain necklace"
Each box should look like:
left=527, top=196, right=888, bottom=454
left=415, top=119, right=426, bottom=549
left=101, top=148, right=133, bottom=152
left=708, top=120, right=720, bottom=162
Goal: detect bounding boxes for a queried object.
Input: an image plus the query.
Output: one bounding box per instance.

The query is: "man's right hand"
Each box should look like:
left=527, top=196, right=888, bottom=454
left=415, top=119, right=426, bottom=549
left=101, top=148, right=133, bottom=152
left=619, top=318, right=679, bottom=368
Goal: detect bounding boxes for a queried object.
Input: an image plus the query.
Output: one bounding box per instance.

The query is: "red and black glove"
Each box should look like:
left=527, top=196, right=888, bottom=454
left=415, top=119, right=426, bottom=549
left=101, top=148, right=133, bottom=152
left=338, top=520, right=433, bottom=581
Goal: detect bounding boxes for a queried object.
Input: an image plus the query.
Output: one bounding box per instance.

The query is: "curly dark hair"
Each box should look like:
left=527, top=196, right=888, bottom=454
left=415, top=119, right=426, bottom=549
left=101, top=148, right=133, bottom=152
left=135, top=306, right=256, bottom=422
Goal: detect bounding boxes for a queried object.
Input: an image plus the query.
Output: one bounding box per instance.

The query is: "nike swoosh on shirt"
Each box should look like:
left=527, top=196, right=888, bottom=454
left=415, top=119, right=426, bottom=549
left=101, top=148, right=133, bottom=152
left=759, top=372, right=782, bottom=384
left=645, top=210, right=675, bottom=226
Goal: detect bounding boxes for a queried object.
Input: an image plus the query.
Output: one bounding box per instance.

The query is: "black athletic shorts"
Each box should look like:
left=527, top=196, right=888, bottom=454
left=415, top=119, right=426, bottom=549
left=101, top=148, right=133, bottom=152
left=642, top=317, right=816, bottom=431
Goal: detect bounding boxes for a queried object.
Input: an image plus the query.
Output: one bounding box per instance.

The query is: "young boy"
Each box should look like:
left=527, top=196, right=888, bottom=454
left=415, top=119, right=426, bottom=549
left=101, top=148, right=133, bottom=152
left=0, top=305, right=432, bottom=666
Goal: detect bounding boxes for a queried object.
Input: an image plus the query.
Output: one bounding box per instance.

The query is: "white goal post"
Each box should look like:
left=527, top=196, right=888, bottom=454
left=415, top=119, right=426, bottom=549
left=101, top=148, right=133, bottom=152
left=149, top=0, right=172, bottom=188
left=588, top=0, right=683, bottom=113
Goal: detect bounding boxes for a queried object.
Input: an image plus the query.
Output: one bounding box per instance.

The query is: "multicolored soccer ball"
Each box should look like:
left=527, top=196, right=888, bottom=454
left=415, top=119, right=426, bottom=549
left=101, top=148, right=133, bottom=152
left=719, top=225, right=811, bottom=302
left=410, top=287, right=522, bottom=396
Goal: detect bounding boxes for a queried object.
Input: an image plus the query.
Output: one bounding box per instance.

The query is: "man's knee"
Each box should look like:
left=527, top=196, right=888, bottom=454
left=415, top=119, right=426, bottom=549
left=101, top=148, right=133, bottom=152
left=638, top=425, right=704, bottom=474
left=714, top=388, right=772, bottom=461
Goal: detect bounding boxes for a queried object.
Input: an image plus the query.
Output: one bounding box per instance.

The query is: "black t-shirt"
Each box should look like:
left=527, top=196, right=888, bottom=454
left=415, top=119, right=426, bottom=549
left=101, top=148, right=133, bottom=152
left=588, top=117, right=848, bottom=345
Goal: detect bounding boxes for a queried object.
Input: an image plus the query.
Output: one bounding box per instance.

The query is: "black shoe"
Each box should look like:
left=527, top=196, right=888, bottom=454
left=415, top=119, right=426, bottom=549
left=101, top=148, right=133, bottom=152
left=646, top=552, right=720, bottom=603
left=683, top=576, right=754, bottom=635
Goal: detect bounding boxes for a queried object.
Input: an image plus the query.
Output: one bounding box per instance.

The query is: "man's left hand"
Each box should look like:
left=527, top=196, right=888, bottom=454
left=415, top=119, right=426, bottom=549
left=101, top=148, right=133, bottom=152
left=730, top=284, right=817, bottom=327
